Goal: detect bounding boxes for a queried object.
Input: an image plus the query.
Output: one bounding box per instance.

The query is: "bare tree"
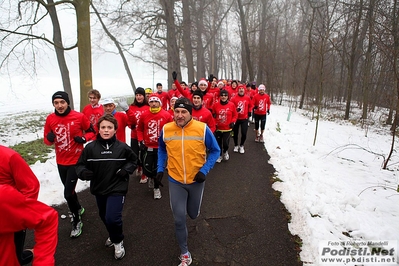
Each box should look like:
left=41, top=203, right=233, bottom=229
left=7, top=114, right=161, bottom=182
left=237, top=0, right=254, bottom=82
left=91, top=2, right=136, bottom=92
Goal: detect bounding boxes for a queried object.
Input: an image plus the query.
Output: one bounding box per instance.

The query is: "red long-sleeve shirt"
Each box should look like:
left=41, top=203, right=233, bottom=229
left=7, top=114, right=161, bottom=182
left=0, top=145, right=40, bottom=200
left=127, top=104, right=149, bottom=140
left=137, top=109, right=173, bottom=149
left=212, top=101, right=238, bottom=131
left=231, top=94, right=254, bottom=120
left=0, top=184, right=58, bottom=266
left=44, top=110, right=92, bottom=165
left=252, top=93, right=271, bottom=115
left=192, top=106, right=216, bottom=132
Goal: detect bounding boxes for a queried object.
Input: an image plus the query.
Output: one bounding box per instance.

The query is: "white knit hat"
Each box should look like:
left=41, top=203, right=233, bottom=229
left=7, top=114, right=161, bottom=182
left=198, top=79, right=208, bottom=86
left=258, top=84, right=266, bottom=91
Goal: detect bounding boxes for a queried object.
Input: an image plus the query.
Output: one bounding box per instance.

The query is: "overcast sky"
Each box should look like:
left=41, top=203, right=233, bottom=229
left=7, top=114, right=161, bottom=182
left=0, top=3, right=170, bottom=112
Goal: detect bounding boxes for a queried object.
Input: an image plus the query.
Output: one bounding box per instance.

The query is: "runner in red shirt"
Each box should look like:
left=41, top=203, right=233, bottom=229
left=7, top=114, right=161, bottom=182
left=155, top=83, right=170, bottom=110
left=191, top=91, right=216, bottom=133
left=126, top=87, right=150, bottom=184
left=252, top=84, right=271, bottom=143
left=230, top=85, right=253, bottom=153
left=102, top=98, right=129, bottom=143
left=82, top=89, right=104, bottom=140
left=212, top=90, right=238, bottom=163
left=137, top=94, right=173, bottom=199
left=44, top=91, right=93, bottom=238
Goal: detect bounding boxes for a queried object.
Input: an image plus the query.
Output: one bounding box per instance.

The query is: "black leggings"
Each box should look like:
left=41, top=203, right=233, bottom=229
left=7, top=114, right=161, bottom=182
left=215, top=130, right=231, bottom=154
left=57, top=164, right=82, bottom=224
left=233, top=119, right=249, bottom=146
left=131, top=138, right=143, bottom=167
left=142, top=149, right=160, bottom=188
left=254, top=114, right=267, bottom=131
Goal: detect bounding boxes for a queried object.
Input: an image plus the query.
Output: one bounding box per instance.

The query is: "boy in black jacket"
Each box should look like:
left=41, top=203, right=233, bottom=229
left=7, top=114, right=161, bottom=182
left=76, top=114, right=137, bottom=260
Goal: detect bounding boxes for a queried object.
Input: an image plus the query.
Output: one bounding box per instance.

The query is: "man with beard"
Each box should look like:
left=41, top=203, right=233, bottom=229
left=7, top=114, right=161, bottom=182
left=44, top=91, right=94, bottom=238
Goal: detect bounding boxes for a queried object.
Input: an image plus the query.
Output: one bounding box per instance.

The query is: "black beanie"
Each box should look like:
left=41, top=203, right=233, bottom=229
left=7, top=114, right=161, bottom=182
left=192, top=90, right=203, bottom=100
left=220, top=90, right=229, bottom=96
left=135, top=87, right=145, bottom=96
left=52, top=91, right=70, bottom=105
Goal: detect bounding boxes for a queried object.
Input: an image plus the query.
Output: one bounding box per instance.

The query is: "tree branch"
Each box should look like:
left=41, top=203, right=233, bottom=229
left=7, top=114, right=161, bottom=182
left=0, top=28, right=77, bottom=50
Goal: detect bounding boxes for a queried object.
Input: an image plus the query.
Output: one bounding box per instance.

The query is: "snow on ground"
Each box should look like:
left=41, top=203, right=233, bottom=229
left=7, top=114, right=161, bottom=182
left=1, top=103, right=398, bottom=265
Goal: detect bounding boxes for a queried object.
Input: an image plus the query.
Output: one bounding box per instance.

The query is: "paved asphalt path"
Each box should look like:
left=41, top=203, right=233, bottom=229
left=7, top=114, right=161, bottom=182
left=26, top=126, right=302, bottom=266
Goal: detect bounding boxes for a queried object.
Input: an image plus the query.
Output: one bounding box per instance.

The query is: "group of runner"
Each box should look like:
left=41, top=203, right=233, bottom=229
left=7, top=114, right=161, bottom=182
left=34, top=73, right=271, bottom=265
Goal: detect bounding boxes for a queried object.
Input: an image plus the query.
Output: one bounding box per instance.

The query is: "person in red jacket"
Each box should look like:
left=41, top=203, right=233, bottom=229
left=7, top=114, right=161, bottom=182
left=191, top=90, right=216, bottom=133
left=212, top=90, right=238, bottom=163
left=230, top=85, right=254, bottom=154
left=252, top=84, right=271, bottom=143
left=227, top=80, right=239, bottom=99
left=102, top=98, right=129, bottom=143
left=168, top=96, right=178, bottom=117
left=0, top=184, right=58, bottom=266
left=126, top=87, right=149, bottom=184
left=137, top=94, right=173, bottom=199
left=197, top=78, right=215, bottom=111
left=82, top=89, right=104, bottom=139
left=168, top=82, right=182, bottom=99
left=155, top=83, right=170, bottom=110
left=44, top=91, right=93, bottom=238
left=172, top=71, right=193, bottom=101
left=0, top=145, right=41, bottom=265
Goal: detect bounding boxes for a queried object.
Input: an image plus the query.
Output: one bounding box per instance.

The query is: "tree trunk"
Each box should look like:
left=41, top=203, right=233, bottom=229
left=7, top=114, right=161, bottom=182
left=182, top=0, right=195, bottom=82
left=195, top=1, right=206, bottom=80
left=362, top=0, right=375, bottom=120
left=159, top=0, right=181, bottom=88
left=345, top=0, right=364, bottom=120
left=76, top=0, right=93, bottom=111
left=299, top=7, right=315, bottom=109
left=257, top=0, right=267, bottom=83
left=46, top=0, right=74, bottom=110
left=237, top=0, right=254, bottom=82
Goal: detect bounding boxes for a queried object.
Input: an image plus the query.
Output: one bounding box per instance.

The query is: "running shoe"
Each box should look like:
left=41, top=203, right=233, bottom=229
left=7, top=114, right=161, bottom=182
left=140, top=175, right=148, bottom=184
left=178, top=252, right=192, bottom=266
left=154, top=188, right=162, bottom=199
left=70, top=221, right=83, bottom=238
left=239, top=146, right=245, bottom=154
left=114, top=241, right=125, bottom=260
left=223, top=151, right=229, bottom=161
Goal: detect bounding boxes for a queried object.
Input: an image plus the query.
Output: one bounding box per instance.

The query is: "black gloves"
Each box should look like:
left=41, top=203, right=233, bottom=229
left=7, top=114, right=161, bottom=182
left=155, top=172, right=164, bottom=187
left=139, top=141, right=146, bottom=151
left=74, top=136, right=86, bottom=143
left=229, top=122, right=235, bottom=129
left=81, top=170, right=94, bottom=180
left=46, top=132, right=55, bottom=142
left=253, top=106, right=258, bottom=110
left=172, top=71, right=177, bottom=81
left=116, top=168, right=128, bottom=178
left=208, top=74, right=214, bottom=82
left=194, top=172, right=206, bottom=183
left=267, top=109, right=270, bottom=115
left=236, top=107, right=241, bottom=112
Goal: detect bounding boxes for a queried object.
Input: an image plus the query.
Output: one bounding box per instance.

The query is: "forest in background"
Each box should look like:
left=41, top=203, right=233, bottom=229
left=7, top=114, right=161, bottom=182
left=1, top=0, right=399, bottom=123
